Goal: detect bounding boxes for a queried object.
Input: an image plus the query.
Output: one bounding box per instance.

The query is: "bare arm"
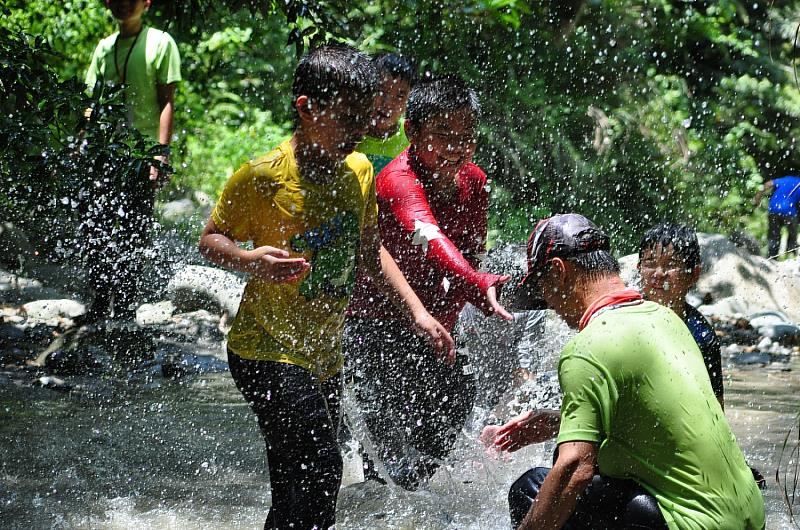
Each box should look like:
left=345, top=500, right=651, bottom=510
left=199, top=217, right=309, bottom=282
left=753, top=180, right=774, bottom=207
left=156, top=83, right=176, bottom=146
left=360, top=217, right=456, bottom=361
left=485, top=409, right=561, bottom=452
left=518, top=441, right=597, bottom=530
left=151, top=83, right=176, bottom=185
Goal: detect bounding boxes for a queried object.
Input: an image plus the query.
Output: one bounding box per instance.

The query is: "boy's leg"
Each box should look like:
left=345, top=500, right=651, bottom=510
left=788, top=217, right=799, bottom=256
left=508, top=467, right=668, bottom=530
left=406, top=338, right=476, bottom=475
left=345, top=318, right=415, bottom=484
left=113, top=178, right=156, bottom=320
left=228, top=351, right=343, bottom=530
left=346, top=318, right=476, bottom=489
left=767, top=213, right=784, bottom=257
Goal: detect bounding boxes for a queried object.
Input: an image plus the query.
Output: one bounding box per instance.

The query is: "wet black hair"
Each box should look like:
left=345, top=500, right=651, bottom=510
left=405, top=75, right=481, bottom=127
left=568, top=250, right=620, bottom=274
left=292, top=44, right=378, bottom=120
left=372, top=53, right=417, bottom=86
left=638, top=224, right=701, bottom=269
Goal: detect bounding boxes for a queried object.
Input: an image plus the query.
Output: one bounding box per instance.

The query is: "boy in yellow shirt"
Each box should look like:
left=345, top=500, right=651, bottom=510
left=199, top=44, right=453, bottom=530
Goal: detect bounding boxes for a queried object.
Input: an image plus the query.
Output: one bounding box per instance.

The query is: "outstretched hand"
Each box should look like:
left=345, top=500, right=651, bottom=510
left=246, top=245, right=310, bottom=283
left=413, top=312, right=456, bottom=364
left=485, top=409, right=560, bottom=453
left=486, top=275, right=514, bottom=321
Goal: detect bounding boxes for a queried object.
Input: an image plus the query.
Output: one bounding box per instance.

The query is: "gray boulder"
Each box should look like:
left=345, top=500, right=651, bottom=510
left=159, top=199, right=197, bottom=224
left=166, top=265, right=244, bottom=316
left=22, top=299, right=85, bottom=321
left=136, top=300, right=177, bottom=326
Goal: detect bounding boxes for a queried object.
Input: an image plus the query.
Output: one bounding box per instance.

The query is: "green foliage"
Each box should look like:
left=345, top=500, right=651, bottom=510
left=4, top=0, right=800, bottom=256
left=179, top=109, right=288, bottom=196
left=0, top=23, right=163, bottom=256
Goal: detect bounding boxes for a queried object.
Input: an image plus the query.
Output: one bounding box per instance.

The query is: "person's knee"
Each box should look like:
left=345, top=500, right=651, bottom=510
left=509, top=467, right=550, bottom=528
left=624, top=492, right=668, bottom=529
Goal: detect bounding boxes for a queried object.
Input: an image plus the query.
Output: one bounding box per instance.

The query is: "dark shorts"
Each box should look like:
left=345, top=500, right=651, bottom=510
left=343, top=317, right=476, bottom=490
left=509, top=467, right=668, bottom=530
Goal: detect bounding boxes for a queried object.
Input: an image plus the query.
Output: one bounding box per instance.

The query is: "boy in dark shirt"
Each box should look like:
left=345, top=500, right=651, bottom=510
left=637, top=224, right=724, bottom=406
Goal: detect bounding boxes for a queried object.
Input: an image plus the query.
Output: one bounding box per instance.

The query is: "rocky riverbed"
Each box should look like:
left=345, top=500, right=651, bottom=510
left=1, top=231, right=799, bottom=527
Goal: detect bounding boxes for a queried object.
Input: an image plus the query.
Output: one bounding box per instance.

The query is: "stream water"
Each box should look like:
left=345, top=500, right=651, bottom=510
left=0, top=351, right=797, bottom=529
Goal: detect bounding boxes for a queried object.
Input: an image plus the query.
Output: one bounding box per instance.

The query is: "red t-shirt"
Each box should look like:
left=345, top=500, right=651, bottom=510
left=348, top=149, right=503, bottom=331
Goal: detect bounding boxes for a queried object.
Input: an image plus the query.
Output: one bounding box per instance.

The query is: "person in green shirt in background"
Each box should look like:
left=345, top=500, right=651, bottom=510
left=82, top=0, right=181, bottom=322
left=356, top=53, right=415, bottom=174
left=483, top=214, right=764, bottom=530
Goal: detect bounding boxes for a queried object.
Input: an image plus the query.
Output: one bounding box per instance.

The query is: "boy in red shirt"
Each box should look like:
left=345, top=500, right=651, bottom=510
left=347, top=75, right=512, bottom=490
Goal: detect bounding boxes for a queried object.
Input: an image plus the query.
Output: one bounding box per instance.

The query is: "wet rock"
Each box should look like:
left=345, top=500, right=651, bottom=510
left=33, top=375, right=72, bottom=392
left=757, top=336, right=772, bottom=350
left=160, top=198, right=196, bottom=223
left=1, top=345, right=28, bottom=364
left=698, top=297, right=750, bottom=319
left=0, top=270, right=68, bottom=305
left=728, top=229, right=761, bottom=255
left=760, top=323, right=800, bottom=346
left=136, top=301, right=176, bottom=326
left=22, top=299, right=85, bottom=321
left=0, top=322, right=25, bottom=341
left=167, top=265, right=244, bottom=316
left=748, top=310, right=789, bottom=329
left=730, top=352, right=772, bottom=365
left=44, top=347, right=102, bottom=375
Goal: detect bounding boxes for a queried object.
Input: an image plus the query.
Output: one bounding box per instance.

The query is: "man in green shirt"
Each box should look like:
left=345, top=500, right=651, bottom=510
left=82, top=0, right=181, bottom=321
left=483, top=214, right=764, bottom=530
left=355, top=53, right=414, bottom=174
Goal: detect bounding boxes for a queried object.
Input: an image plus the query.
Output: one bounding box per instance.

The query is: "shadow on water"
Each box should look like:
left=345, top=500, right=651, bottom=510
left=0, top=353, right=797, bottom=528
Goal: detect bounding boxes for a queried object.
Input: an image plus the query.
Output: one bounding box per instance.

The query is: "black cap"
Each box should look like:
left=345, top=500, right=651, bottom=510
left=514, top=214, right=611, bottom=310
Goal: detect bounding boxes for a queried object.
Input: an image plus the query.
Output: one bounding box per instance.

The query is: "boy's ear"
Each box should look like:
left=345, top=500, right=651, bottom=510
left=550, top=257, right=569, bottom=286
left=404, top=119, right=416, bottom=140
left=295, top=95, right=313, bottom=122
left=690, top=265, right=701, bottom=285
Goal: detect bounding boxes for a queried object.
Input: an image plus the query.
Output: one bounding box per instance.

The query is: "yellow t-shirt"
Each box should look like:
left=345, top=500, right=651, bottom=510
left=212, top=140, right=377, bottom=379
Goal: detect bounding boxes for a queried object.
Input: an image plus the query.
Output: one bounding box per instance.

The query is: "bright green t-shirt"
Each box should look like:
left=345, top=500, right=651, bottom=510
left=558, top=301, right=764, bottom=530
left=86, top=26, right=181, bottom=140
left=356, top=117, right=410, bottom=174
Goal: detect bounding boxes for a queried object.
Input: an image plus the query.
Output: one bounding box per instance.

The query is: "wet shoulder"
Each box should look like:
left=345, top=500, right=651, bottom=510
left=568, top=302, right=678, bottom=355
left=243, top=143, right=296, bottom=188
left=345, top=151, right=373, bottom=184
left=95, top=33, right=119, bottom=55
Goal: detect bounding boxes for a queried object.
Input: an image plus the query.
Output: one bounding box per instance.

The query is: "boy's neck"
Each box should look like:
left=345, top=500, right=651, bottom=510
left=409, top=147, right=458, bottom=198
left=119, top=18, right=144, bottom=38
left=666, top=297, right=687, bottom=320
left=290, top=132, right=338, bottom=184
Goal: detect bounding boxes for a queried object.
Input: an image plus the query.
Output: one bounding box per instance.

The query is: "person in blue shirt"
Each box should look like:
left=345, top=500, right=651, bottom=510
left=754, top=176, right=800, bottom=258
